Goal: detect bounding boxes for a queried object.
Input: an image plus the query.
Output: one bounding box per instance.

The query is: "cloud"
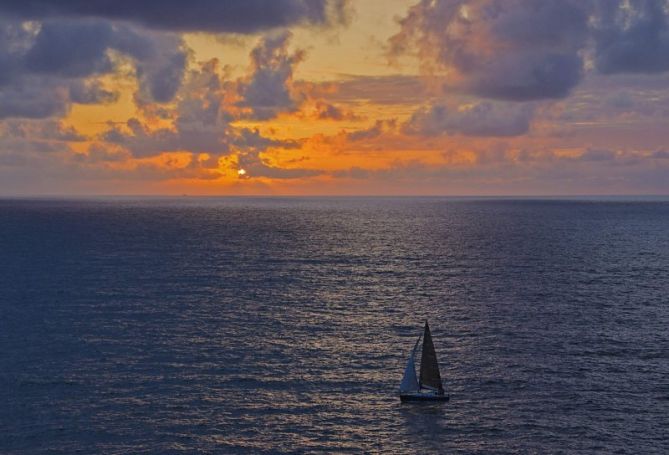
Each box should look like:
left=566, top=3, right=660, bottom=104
left=128, top=33, right=189, bottom=103
left=593, top=0, right=669, bottom=74
left=0, top=0, right=349, bottom=122
left=389, top=0, right=588, bottom=101
left=232, top=128, right=307, bottom=180
left=4, top=0, right=669, bottom=194
left=390, top=1, right=669, bottom=102
left=233, top=127, right=299, bottom=151
left=308, top=100, right=360, bottom=121
left=101, top=64, right=227, bottom=156
left=74, top=143, right=129, bottom=163
left=103, top=118, right=230, bottom=157
left=0, top=18, right=188, bottom=118
left=0, top=76, right=69, bottom=119
left=469, top=52, right=583, bottom=101
left=101, top=57, right=299, bottom=160
left=0, top=22, right=336, bottom=183
left=324, top=146, right=669, bottom=194
left=23, top=20, right=116, bottom=77
left=0, top=18, right=37, bottom=86
left=0, top=124, right=74, bottom=155
left=1, top=119, right=85, bottom=141
left=0, top=0, right=348, bottom=34
left=237, top=31, right=305, bottom=119
left=403, top=102, right=533, bottom=137
left=16, top=19, right=188, bottom=94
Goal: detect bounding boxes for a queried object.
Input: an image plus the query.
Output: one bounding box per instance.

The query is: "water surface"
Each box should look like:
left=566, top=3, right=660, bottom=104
left=1, top=197, right=668, bottom=453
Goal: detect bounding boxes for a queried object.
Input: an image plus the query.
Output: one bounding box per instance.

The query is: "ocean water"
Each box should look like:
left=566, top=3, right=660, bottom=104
left=1, top=197, right=668, bottom=454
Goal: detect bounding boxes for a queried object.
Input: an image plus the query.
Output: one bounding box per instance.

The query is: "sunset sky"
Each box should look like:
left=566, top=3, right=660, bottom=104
left=1, top=0, right=669, bottom=195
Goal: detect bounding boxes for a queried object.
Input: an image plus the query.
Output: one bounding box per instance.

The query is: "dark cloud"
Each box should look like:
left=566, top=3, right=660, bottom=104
left=403, top=102, right=533, bottom=137
left=593, top=0, right=669, bottom=74
left=120, top=31, right=189, bottom=104
left=237, top=31, right=304, bottom=119
left=0, top=119, right=75, bottom=159
left=490, top=0, right=589, bottom=47
left=19, top=19, right=185, bottom=88
left=138, top=47, right=187, bottom=103
left=23, top=20, right=114, bottom=77
left=469, top=52, right=582, bottom=101
left=390, top=0, right=669, bottom=102
left=0, top=18, right=188, bottom=118
left=72, top=143, right=129, bottom=163
left=1, top=119, right=85, bottom=141
left=390, top=0, right=589, bottom=101
left=0, top=140, right=65, bottom=155
left=0, top=18, right=35, bottom=86
left=0, top=77, right=68, bottom=119
left=0, top=0, right=348, bottom=34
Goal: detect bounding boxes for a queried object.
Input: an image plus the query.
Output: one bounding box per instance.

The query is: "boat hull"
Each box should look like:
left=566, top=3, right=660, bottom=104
left=399, top=392, right=450, bottom=402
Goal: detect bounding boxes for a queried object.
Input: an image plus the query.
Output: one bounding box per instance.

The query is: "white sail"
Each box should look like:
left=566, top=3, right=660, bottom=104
left=399, top=334, right=422, bottom=393
left=399, top=354, right=419, bottom=393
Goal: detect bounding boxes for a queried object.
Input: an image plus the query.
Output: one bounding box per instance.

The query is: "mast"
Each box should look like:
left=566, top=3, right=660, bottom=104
left=418, top=321, right=444, bottom=393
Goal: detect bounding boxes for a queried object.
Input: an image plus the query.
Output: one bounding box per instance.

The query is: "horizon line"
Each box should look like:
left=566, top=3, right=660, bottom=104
left=1, top=194, right=668, bottom=200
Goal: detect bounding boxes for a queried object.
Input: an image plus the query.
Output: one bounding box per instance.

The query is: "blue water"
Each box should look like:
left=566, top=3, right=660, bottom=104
left=1, top=197, right=668, bottom=454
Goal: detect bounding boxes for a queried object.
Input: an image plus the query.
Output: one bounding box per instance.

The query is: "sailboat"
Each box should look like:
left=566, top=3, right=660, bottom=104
left=399, top=321, right=449, bottom=402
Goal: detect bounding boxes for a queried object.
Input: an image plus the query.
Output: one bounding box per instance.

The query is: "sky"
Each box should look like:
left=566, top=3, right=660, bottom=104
left=1, top=0, right=669, bottom=196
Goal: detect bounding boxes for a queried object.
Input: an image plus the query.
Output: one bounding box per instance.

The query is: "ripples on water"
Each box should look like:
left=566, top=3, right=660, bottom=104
left=1, top=197, right=668, bottom=454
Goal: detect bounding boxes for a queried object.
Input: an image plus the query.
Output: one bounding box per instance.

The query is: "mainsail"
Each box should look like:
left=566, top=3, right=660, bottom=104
left=419, top=322, right=444, bottom=393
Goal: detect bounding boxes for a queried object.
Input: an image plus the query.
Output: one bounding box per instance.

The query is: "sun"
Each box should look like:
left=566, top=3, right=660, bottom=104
left=237, top=168, right=247, bottom=176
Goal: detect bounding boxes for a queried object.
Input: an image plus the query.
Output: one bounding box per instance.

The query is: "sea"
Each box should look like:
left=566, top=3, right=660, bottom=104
left=1, top=197, right=668, bottom=454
